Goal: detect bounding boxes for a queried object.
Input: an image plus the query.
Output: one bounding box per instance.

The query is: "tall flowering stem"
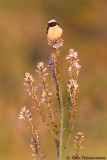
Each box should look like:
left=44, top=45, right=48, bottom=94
left=36, top=62, right=58, bottom=137
left=73, top=132, right=84, bottom=159
left=48, top=39, right=63, bottom=109
left=64, top=49, right=81, bottom=152
left=48, top=39, right=64, bottom=160
left=19, top=106, right=46, bottom=159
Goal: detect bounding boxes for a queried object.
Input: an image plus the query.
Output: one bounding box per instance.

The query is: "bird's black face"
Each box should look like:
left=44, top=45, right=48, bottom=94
left=48, top=22, right=57, bottom=27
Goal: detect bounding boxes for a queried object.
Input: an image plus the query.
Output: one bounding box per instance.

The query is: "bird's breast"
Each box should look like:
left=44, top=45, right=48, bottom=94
left=47, top=25, right=62, bottom=41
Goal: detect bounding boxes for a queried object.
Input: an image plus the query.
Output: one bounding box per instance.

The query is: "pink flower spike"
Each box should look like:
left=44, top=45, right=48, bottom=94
left=74, top=61, right=81, bottom=69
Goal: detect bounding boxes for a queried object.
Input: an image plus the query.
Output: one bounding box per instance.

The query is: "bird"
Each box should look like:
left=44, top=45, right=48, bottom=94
left=47, top=19, right=63, bottom=42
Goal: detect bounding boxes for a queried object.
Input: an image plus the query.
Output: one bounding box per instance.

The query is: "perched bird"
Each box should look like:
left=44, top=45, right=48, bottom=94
left=47, top=19, right=63, bottom=41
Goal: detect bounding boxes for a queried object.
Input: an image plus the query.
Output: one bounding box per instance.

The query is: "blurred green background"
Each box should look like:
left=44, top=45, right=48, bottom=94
left=0, top=0, right=107, bottom=159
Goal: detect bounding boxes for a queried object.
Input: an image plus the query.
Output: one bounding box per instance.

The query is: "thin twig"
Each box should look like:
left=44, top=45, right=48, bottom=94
left=46, top=125, right=57, bottom=139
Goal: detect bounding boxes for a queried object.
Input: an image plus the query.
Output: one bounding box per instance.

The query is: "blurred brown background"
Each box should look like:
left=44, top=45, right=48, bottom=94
left=0, top=0, right=107, bottom=160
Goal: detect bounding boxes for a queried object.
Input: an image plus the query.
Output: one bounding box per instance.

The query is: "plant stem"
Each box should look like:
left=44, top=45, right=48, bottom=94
left=58, top=66, right=63, bottom=160
left=54, top=49, right=63, bottom=160
left=46, top=125, right=57, bottom=139
left=59, top=106, right=63, bottom=160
